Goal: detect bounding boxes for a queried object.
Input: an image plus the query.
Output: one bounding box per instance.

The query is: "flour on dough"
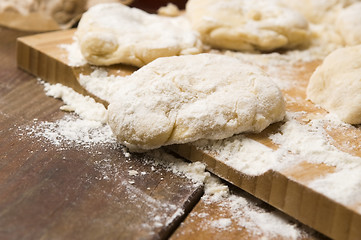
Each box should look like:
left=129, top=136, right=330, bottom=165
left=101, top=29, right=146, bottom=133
left=107, top=54, right=285, bottom=151
left=75, top=3, right=202, bottom=67
left=307, top=45, right=361, bottom=124
left=336, top=2, right=361, bottom=46
left=185, top=0, right=310, bottom=52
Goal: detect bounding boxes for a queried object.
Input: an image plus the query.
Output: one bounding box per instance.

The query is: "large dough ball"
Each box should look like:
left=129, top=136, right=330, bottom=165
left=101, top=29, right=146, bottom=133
left=108, top=54, right=285, bottom=151
left=336, top=2, right=361, bottom=46
left=76, top=3, right=202, bottom=67
left=307, top=45, right=361, bottom=124
left=186, top=0, right=310, bottom=52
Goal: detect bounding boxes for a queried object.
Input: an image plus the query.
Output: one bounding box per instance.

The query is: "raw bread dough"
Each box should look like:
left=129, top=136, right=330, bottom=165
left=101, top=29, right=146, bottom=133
left=336, top=2, right=361, bottom=45
left=76, top=3, right=202, bottom=67
left=0, top=0, right=86, bottom=31
left=157, top=3, right=181, bottom=17
left=307, top=45, right=361, bottom=124
left=107, top=54, right=285, bottom=151
left=185, top=0, right=310, bottom=52
left=280, top=0, right=359, bottom=24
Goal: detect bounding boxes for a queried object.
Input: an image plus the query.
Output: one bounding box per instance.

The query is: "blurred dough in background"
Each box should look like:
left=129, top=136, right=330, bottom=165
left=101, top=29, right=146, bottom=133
left=76, top=3, right=202, bottom=67
left=186, top=0, right=310, bottom=52
left=335, top=2, right=361, bottom=46
left=279, top=0, right=360, bottom=24
left=0, top=0, right=133, bottom=31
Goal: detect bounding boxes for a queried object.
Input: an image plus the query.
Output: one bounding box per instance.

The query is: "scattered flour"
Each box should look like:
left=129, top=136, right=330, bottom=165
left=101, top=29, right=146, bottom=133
left=189, top=192, right=306, bottom=239
left=195, top=136, right=281, bottom=176
left=59, top=39, right=87, bottom=67
left=146, top=151, right=307, bottom=239
left=210, top=218, right=232, bottom=230
left=128, top=170, right=139, bottom=176
left=21, top=109, right=309, bottom=239
left=195, top=112, right=361, bottom=210
left=221, top=195, right=303, bottom=239
left=24, top=114, right=117, bottom=149
left=78, top=69, right=126, bottom=103
left=43, top=81, right=107, bottom=123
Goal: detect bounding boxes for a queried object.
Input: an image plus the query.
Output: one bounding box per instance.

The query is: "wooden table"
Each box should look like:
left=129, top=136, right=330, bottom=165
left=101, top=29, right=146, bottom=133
left=0, top=26, right=328, bottom=240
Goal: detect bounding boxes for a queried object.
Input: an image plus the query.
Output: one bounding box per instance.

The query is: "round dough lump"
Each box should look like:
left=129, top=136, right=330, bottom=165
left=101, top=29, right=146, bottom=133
left=186, top=0, right=310, bottom=51
left=307, top=45, right=361, bottom=124
left=336, top=2, right=361, bottom=46
left=108, top=54, right=286, bottom=151
left=75, top=3, right=202, bottom=67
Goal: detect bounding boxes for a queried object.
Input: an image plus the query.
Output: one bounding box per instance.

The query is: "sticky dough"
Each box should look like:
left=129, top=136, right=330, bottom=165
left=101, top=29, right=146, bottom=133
left=76, top=3, right=202, bottom=67
left=107, top=54, right=285, bottom=151
left=186, top=0, right=310, bottom=52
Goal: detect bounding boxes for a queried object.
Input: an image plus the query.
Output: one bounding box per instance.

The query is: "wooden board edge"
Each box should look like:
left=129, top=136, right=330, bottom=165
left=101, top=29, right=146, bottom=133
left=16, top=34, right=109, bottom=107
left=161, top=185, right=204, bottom=239
left=167, top=144, right=361, bottom=240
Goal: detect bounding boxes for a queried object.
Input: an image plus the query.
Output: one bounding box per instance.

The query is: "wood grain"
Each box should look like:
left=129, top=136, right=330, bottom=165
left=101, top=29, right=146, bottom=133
left=1, top=26, right=203, bottom=240
left=170, top=186, right=327, bottom=240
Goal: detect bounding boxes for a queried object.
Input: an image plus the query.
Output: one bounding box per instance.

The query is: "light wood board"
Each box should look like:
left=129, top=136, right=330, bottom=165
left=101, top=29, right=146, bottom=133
left=16, top=29, right=361, bottom=240
left=2, top=27, right=204, bottom=240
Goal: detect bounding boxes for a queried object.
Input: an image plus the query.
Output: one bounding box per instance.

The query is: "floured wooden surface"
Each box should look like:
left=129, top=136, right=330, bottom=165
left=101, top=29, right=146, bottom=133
left=0, top=27, right=212, bottom=240
left=171, top=187, right=324, bottom=240
left=16, top=29, right=361, bottom=240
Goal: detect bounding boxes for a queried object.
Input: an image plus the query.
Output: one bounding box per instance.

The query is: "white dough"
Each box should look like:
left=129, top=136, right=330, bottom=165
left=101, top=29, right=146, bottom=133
left=336, top=2, right=361, bottom=46
left=185, top=0, right=310, bottom=52
left=75, top=3, right=202, bottom=67
left=307, top=45, right=361, bottom=124
left=107, top=54, right=285, bottom=151
left=280, top=0, right=359, bottom=24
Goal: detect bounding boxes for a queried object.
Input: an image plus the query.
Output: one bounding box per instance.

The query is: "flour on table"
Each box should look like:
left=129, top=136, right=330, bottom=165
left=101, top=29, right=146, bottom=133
left=43, top=81, right=108, bottom=123
left=195, top=111, right=361, bottom=210
left=23, top=115, right=117, bottom=149
left=75, top=3, right=202, bottom=67
left=107, top=53, right=285, bottom=152
left=186, top=0, right=310, bottom=52
left=149, top=151, right=309, bottom=238
left=188, top=193, right=307, bottom=239
left=58, top=38, right=87, bottom=67
left=78, top=69, right=127, bottom=103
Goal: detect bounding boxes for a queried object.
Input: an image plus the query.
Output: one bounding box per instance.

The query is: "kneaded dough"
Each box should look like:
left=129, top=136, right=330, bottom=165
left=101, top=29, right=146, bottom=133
left=307, top=45, right=361, bottom=124
left=186, top=0, right=310, bottom=52
left=76, top=3, right=202, bottom=67
left=280, top=0, right=359, bottom=24
left=108, top=54, right=286, bottom=151
left=336, top=2, right=361, bottom=46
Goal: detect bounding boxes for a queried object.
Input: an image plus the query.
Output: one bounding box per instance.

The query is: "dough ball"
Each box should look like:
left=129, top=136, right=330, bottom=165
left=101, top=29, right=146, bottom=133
left=336, top=2, right=361, bottom=46
left=108, top=54, right=286, bottom=151
left=185, top=0, right=310, bottom=52
left=307, top=45, right=361, bottom=124
left=280, top=0, right=357, bottom=24
left=76, top=3, right=202, bottom=67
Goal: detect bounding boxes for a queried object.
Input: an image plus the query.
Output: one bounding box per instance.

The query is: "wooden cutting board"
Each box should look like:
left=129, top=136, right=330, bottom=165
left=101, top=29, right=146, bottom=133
left=16, top=29, right=361, bottom=240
